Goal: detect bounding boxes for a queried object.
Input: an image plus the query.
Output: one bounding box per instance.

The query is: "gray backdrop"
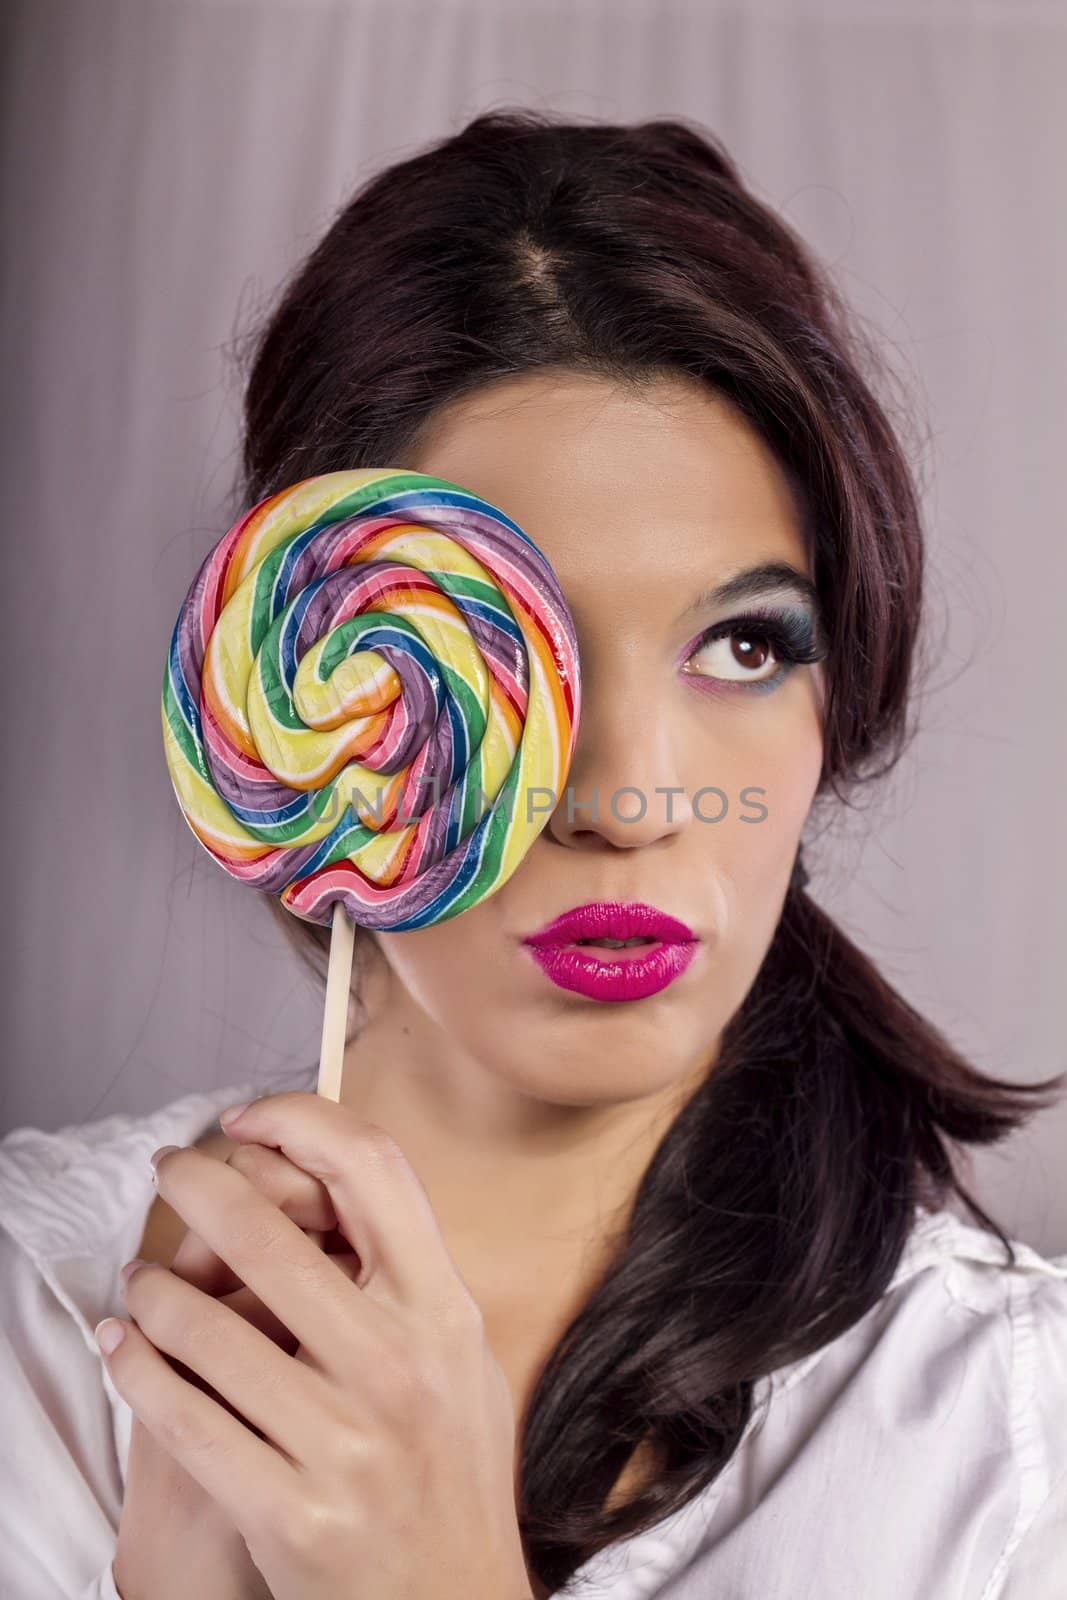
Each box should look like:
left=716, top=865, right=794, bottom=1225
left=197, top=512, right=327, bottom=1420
left=3, top=0, right=1065, bottom=1254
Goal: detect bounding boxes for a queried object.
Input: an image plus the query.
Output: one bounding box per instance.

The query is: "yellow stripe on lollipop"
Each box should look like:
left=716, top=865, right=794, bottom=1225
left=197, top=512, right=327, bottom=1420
left=221, top=469, right=405, bottom=606
left=161, top=712, right=275, bottom=862
left=244, top=587, right=492, bottom=791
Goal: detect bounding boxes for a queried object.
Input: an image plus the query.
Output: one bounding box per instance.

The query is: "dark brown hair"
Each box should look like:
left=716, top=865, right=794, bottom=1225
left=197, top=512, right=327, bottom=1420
left=227, top=110, right=1062, bottom=1592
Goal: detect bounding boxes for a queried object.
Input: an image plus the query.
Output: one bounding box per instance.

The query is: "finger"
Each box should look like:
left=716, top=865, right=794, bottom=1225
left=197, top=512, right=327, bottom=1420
left=215, top=1091, right=473, bottom=1312
left=97, top=1311, right=294, bottom=1534
left=151, top=1144, right=388, bottom=1361
left=144, top=1283, right=302, bottom=1395
left=171, top=1143, right=340, bottom=1298
left=151, top=1284, right=313, bottom=1397
left=121, top=1259, right=332, bottom=1463
left=218, top=1283, right=301, bottom=1356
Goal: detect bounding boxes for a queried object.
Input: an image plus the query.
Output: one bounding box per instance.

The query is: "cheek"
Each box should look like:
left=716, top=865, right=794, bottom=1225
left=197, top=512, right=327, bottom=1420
left=373, top=913, right=501, bottom=1017
left=690, top=693, right=822, bottom=887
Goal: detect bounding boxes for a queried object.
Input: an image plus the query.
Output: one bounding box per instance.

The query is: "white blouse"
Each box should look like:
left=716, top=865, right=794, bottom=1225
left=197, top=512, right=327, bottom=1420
left=1, top=1079, right=1065, bottom=1600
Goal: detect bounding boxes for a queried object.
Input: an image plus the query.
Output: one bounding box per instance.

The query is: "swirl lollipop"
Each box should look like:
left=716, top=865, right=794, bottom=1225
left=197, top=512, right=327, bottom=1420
left=161, top=468, right=582, bottom=1097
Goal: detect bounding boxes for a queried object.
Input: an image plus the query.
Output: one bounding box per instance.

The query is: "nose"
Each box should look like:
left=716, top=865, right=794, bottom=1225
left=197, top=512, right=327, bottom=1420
left=542, top=671, right=694, bottom=852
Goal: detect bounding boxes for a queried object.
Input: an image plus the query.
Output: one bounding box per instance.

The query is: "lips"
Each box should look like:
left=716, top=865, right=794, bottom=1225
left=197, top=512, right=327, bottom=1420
left=521, top=902, right=699, bottom=1002
left=523, top=901, right=697, bottom=948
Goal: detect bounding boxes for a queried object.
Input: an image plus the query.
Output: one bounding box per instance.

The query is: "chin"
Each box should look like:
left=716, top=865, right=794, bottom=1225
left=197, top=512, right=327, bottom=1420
left=505, top=1043, right=701, bottom=1107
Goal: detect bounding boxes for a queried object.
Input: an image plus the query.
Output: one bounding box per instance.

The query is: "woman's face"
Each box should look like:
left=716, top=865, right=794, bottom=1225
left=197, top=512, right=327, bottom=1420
left=361, top=369, right=826, bottom=1111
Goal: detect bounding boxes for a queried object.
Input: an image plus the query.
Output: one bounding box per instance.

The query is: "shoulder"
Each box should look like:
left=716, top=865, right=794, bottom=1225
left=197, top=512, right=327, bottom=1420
left=886, top=1202, right=1067, bottom=1398
left=0, top=1081, right=264, bottom=1595
left=0, top=1080, right=261, bottom=1320
left=772, top=1203, right=1067, bottom=1444
left=908, top=1207, right=1067, bottom=1553
left=752, top=1204, right=1067, bottom=1594
left=560, top=1206, right=1067, bottom=1599
left=773, top=1200, right=1067, bottom=1371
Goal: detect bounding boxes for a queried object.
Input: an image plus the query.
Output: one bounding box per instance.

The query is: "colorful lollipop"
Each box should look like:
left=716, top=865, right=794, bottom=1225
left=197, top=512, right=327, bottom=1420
left=161, top=468, right=581, bottom=1096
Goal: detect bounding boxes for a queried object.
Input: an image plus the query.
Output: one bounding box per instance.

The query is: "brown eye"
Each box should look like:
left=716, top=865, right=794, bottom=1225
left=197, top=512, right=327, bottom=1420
left=684, top=627, right=780, bottom=684
left=729, top=634, right=772, bottom=671
left=681, top=606, right=826, bottom=696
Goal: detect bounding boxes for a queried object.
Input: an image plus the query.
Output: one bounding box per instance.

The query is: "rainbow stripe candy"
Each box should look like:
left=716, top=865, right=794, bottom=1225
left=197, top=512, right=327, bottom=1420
left=161, top=468, right=582, bottom=931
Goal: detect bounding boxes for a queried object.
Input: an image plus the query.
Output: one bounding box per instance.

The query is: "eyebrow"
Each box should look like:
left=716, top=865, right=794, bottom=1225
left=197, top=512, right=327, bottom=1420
left=676, top=561, right=822, bottom=625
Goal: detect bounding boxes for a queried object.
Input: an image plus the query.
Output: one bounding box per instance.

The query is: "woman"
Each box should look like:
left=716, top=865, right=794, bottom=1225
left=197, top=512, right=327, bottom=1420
left=2, top=110, right=1065, bottom=1600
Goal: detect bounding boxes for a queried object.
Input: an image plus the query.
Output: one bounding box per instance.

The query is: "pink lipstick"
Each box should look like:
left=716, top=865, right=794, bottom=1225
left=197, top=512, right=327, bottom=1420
left=522, top=901, right=699, bottom=1002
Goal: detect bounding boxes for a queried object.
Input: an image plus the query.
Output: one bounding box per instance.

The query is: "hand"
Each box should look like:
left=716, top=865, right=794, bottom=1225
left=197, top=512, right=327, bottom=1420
left=97, top=1092, right=534, bottom=1600
left=112, top=1140, right=341, bottom=1600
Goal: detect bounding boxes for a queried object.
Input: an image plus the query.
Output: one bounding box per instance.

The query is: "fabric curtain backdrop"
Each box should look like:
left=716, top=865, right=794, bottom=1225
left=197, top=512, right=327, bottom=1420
left=2, top=0, right=1064, bottom=1253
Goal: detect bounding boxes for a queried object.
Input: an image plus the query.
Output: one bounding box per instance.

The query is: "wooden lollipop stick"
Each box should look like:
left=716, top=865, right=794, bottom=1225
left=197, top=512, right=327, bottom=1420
left=316, top=901, right=355, bottom=1101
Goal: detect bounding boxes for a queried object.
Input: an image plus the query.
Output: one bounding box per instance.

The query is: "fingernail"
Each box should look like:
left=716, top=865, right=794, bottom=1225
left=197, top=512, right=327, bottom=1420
left=218, top=1100, right=252, bottom=1127
left=95, top=1318, right=127, bottom=1355
left=120, top=1258, right=146, bottom=1290
left=149, top=1144, right=179, bottom=1178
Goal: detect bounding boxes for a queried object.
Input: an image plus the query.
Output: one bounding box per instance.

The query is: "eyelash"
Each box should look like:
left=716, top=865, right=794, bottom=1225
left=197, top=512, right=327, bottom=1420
left=682, top=605, right=828, bottom=696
